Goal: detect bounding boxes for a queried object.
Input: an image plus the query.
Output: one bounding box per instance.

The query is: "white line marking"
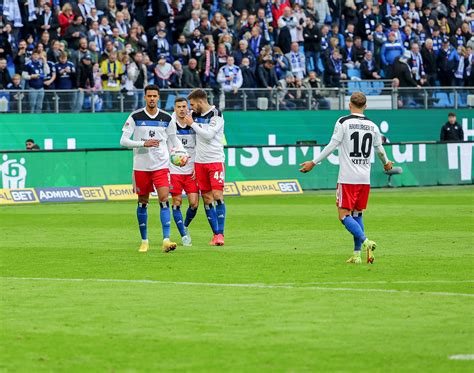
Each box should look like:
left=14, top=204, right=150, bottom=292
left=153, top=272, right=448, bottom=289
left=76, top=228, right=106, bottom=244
left=449, top=354, right=474, bottom=360
left=1, top=277, right=474, bottom=298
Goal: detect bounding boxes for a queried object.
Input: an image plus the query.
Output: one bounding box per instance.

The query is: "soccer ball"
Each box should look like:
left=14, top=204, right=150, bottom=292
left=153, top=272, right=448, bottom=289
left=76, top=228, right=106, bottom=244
left=170, top=150, right=188, bottom=167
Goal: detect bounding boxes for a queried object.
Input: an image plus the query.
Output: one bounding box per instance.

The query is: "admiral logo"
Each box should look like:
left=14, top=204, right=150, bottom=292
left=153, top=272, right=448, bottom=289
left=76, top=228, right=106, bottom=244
left=37, top=187, right=84, bottom=202
left=103, top=184, right=136, bottom=200
left=278, top=181, right=300, bottom=193
left=80, top=187, right=107, bottom=200
left=11, top=189, right=37, bottom=202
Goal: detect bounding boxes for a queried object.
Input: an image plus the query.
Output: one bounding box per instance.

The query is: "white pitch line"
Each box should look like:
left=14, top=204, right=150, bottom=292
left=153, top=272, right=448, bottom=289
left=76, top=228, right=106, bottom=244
left=449, top=354, right=474, bottom=361
left=1, top=277, right=474, bottom=298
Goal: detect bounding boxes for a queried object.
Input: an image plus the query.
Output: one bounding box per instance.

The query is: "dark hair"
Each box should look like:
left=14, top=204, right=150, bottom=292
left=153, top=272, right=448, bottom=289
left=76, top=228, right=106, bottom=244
left=187, top=89, right=208, bottom=101
left=144, top=84, right=159, bottom=94
left=26, top=139, right=35, bottom=143
left=448, top=112, right=456, bottom=117
left=174, top=96, right=187, bottom=104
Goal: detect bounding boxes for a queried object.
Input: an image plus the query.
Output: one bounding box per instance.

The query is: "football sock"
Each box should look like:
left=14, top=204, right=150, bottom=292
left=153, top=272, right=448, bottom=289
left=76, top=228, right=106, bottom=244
left=204, top=203, right=219, bottom=234
left=160, top=201, right=171, bottom=239
left=215, top=199, right=226, bottom=235
left=352, top=211, right=364, bottom=253
left=184, top=206, right=198, bottom=227
left=137, top=203, right=148, bottom=241
left=172, top=205, right=186, bottom=237
left=341, top=215, right=366, bottom=244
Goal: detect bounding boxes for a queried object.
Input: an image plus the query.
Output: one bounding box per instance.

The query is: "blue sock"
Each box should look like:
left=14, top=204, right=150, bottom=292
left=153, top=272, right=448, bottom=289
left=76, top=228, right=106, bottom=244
left=352, top=211, right=364, bottom=252
left=160, top=201, right=171, bottom=239
left=137, top=203, right=148, bottom=240
left=184, top=206, right=197, bottom=227
left=204, top=203, right=219, bottom=234
left=341, top=215, right=366, bottom=244
left=172, top=205, right=186, bottom=237
left=216, top=199, right=226, bottom=235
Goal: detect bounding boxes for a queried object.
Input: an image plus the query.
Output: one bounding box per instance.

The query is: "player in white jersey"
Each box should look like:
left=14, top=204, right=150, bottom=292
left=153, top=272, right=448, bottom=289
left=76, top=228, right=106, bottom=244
left=169, top=97, right=199, bottom=247
left=300, top=92, right=393, bottom=264
left=120, top=85, right=188, bottom=253
left=182, top=89, right=226, bottom=246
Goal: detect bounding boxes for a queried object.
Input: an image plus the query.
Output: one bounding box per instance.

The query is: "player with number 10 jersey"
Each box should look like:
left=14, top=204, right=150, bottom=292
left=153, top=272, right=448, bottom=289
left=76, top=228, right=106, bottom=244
left=300, top=92, right=393, bottom=264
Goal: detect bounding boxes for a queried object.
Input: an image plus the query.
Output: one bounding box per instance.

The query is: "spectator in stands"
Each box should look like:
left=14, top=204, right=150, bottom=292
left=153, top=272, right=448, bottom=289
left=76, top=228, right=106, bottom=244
left=240, top=56, right=258, bottom=109
left=437, top=37, right=458, bottom=86
left=26, top=139, right=40, bottom=150
left=198, top=43, right=218, bottom=88
left=302, top=70, right=329, bottom=110
left=360, top=50, right=381, bottom=79
left=59, top=3, right=75, bottom=37
left=74, top=54, right=95, bottom=112
left=249, top=26, right=268, bottom=59
left=37, top=3, right=60, bottom=39
left=324, top=48, right=347, bottom=88
left=150, top=28, right=171, bottom=63
left=127, top=51, right=147, bottom=110
left=353, top=36, right=366, bottom=64
left=218, top=56, right=243, bottom=109
left=258, top=55, right=278, bottom=90
left=234, top=39, right=257, bottom=72
left=381, top=31, right=404, bottom=76
left=341, top=37, right=356, bottom=69
left=55, top=52, right=76, bottom=111
left=0, top=58, right=12, bottom=89
left=421, top=38, right=437, bottom=86
left=7, top=75, right=24, bottom=112
left=43, top=56, right=57, bottom=112
left=273, top=46, right=290, bottom=79
left=409, top=42, right=426, bottom=85
left=440, top=113, right=464, bottom=142
left=286, top=42, right=306, bottom=79
left=172, top=34, right=191, bottom=65
left=303, top=17, right=321, bottom=74
left=22, top=49, right=50, bottom=113
left=190, top=28, right=206, bottom=61
left=183, top=58, right=202, bottom=88
left=277, top=72, right=297, bottom=110
left=100, top=51, right=123, bottom=110
left=14, top=40, right=28, bottom=75
left=357, top=5, right=376, bottom=53
left=154, top=54, right=175, bottom=89
left=64, top=15, right=87, bottom=50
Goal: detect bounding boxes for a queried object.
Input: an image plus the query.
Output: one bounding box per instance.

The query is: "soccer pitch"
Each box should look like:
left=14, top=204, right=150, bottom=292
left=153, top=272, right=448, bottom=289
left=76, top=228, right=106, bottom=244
left=1, top=186, right=473, bottom=372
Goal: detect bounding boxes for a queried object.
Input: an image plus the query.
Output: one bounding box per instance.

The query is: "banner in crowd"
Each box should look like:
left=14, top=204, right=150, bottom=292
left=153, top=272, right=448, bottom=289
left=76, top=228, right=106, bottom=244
left=1, top=110, right=473, bottom=150
left=0, top=143, right=472, bottom=199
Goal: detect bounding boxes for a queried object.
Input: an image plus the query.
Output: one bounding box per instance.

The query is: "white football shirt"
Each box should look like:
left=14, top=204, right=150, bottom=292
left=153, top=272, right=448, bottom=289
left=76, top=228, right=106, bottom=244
left=331, top=113, right=383, bottom=185
left=121, top=108, right=179, bottom=171
left=169, top=112, right=196, bottom=175
left=191, top=105, right=225, bottom=164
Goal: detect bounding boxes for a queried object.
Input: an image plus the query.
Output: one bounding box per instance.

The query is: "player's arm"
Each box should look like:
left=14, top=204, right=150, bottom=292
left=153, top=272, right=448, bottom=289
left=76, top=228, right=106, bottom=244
left=299, top=121, right=343, bottom=173
left=166, top=119, right=186, bottom=153
left=374, top=127, right=393, bottom=171
left=184, top=115, right=224, bottom=141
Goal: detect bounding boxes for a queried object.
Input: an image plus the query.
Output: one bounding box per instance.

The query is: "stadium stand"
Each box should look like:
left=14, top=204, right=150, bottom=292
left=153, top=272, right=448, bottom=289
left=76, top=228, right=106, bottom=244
left=0, top=0, right=472, bottom=113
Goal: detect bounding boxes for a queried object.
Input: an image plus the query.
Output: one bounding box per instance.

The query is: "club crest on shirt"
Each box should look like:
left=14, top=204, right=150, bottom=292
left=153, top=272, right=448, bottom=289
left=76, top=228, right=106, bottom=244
left=149, top=130, right=155, bottom=137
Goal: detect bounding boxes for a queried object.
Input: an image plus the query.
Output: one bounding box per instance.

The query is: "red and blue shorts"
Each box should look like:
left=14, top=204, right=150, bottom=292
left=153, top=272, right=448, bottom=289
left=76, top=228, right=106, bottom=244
left=170, top=173, right=199, bottom=196
left=194, top=162, right=225, bottom=193
left=133, top=169, right=170, bottom=195
left=336, top=183, right=370, bottom=211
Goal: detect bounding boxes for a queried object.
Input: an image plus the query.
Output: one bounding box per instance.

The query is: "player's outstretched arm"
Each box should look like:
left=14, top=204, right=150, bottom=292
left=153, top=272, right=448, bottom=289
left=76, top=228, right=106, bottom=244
left=375, top=145, right=393, bottom=171
left=299, top=138, right=341, bottom=173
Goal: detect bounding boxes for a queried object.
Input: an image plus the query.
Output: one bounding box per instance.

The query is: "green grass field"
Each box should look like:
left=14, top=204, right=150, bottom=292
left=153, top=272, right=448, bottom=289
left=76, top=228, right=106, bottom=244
left=1, top=186, right=473, bottom=372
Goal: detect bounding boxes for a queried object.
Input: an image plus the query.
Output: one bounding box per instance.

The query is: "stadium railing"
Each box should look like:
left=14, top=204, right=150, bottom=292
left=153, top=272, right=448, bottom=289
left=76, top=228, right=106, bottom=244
left=0, top=86, right=472, bottom=114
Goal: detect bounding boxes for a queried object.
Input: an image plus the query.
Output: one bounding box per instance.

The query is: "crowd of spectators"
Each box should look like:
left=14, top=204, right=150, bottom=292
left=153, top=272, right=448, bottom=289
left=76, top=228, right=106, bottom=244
left=0, top=0, right=472, bottom=112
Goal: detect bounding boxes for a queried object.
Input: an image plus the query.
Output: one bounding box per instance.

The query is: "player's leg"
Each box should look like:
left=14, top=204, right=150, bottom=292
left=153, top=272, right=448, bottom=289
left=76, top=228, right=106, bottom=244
left=195, top=163, right=219, bottom=244
left=185, top=193, right=199, bottom=228
left=210, top=163, right=226, bottom=246
left=337, top=184, right=366, bottom=263
left=354, top=185, right=376, bottom=264
left=170, top=174, right=187, bottom=240
left=134, top=170, right=154, bottom=253
left=153, top=169, right=177, bottom=252
left=172, top=194, right=186, bottom=237
left=183, top=174, right=199, bottom=230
